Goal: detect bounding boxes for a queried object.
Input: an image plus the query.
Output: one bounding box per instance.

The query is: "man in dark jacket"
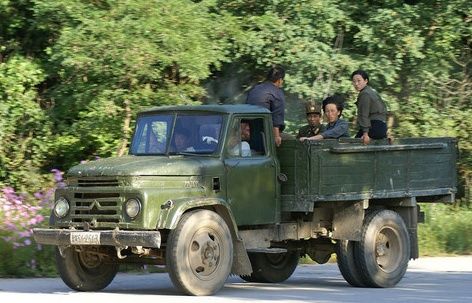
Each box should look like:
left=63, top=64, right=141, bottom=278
left=246, top=66, right=286, bottom=146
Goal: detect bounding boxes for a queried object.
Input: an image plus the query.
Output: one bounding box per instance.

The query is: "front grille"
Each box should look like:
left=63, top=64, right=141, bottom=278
left=74, top=193, right=119, bottom=199
left=78, top=179, right=119, bottom=187
left=71, top=193, right=121, bottom=223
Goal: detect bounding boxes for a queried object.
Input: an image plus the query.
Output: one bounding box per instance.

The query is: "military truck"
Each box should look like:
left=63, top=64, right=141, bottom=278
left=33, top=105, right=457, bottom=295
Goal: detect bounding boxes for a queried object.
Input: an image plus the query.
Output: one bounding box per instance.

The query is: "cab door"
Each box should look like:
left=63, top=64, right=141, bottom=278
left=224, top=117, right=279, bottom=226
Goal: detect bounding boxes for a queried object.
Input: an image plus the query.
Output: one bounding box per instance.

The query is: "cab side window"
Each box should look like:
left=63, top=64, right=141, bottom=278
left=248, top=118, right=267, bottom=156
left=226, top=117, right=266, bottom=157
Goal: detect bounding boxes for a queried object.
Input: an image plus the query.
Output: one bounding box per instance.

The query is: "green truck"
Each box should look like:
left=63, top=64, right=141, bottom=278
left=33, top=104, right=457, bottom=295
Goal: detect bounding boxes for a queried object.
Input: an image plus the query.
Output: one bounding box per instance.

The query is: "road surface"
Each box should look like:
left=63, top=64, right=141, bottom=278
left=0, top=256, right=471, bottom=303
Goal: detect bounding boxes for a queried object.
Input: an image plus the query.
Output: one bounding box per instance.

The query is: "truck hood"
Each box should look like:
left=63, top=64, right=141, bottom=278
left=67, top=155, right=220, bottom=177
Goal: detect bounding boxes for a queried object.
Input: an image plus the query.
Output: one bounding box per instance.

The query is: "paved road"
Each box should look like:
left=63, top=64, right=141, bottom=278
left=1, top=257, right=471, bottom=303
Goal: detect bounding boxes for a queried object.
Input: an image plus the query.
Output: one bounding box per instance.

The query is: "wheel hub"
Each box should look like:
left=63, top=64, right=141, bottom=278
left=202, top=241, right=219, bottom=268
left=376, top=233, right=388, bottom=256
left=375, top=227, right=401, bottom=273
left=78, top=248, right=102, bottom=268
left=189, top=231, right=221, bottom=277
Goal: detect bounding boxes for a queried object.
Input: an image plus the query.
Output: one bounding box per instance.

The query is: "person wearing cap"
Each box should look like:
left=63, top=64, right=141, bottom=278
left=299, top=95, right=349, bottom=141
left=296, top=102, right=325, bottom=139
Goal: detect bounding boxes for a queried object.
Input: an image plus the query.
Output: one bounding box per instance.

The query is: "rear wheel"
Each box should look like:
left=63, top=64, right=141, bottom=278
left=240, top=251, right=299, bottom=283
left=355, top=210, right=410, bottom=287
left=55, top=246, right=119, bottom=291
left=166, top=209, right=233, bottom=296
left=336, top=240, right=366, bottom=287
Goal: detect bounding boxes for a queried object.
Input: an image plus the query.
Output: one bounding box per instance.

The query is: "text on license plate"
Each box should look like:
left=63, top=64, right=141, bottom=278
left=70, top=232, right=101, bottom=245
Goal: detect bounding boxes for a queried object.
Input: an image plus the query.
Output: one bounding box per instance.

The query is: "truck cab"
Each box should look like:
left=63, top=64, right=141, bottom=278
left=127, top=104, right=280, bottom=226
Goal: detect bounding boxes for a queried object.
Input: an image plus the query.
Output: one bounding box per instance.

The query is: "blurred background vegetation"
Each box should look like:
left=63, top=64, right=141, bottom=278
left=0, top=0, right=470, bottom=276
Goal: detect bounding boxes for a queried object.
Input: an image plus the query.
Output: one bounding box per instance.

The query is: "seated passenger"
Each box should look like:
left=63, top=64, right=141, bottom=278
left=228, top=121, right=251, bottom=157
left=297, top=101, right=325, bottom=140
left=173, top=131, right=195, bottom=152
left=148, top=131, right=166, bottom=153
left=300, top=96, right=349, bottom=141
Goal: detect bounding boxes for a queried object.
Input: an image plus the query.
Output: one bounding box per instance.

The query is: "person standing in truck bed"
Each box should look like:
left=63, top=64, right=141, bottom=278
left=351, top=69, right=387, bottom=145
left=246, top=66, right=286, bottom=147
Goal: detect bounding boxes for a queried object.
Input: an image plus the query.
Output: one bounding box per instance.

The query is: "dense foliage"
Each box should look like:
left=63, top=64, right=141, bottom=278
left=0, top=0, right=470, bottom=275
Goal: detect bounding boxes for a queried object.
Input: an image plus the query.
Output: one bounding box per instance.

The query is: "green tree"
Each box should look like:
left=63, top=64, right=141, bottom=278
left=213, top=0, right=356, bottom=101
left=34, top=0, right=234, bottom=167
left=0, top=0, right=50, bottom=60
left=0, top=56, right=51, bottom=191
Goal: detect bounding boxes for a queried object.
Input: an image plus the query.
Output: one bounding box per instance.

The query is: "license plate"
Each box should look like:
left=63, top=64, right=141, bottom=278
left=70, top=232, right=101, bottom=245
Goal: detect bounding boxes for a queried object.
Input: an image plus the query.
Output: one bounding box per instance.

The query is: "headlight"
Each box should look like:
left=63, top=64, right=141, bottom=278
left=54, top=197, right=70, bottom=218
left=125, top=198, right=141, bottom=219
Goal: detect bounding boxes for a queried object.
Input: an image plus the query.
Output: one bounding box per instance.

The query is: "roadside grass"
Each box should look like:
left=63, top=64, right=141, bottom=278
left=418, top=203, right=472, bottom=256
left=0, top=241, right=56, bottom=277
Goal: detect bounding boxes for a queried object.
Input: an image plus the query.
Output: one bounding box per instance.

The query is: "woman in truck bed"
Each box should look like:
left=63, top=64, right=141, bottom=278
left=299, top=96, right=349, bottom=141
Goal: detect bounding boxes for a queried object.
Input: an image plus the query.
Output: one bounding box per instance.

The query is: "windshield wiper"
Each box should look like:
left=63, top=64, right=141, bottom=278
left=174, top=152, right=214, bottom=157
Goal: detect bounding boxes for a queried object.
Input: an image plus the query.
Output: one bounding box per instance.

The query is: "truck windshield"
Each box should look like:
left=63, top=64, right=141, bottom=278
left=130, top=113, right=224, bottom=155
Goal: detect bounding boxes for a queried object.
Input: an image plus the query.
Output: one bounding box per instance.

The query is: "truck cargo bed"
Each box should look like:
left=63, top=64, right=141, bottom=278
left=277, top=137, right=457, bottom=212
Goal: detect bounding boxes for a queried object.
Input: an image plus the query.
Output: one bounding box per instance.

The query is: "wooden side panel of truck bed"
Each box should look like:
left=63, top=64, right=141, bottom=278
left=277, top=137, right=457, bottom=212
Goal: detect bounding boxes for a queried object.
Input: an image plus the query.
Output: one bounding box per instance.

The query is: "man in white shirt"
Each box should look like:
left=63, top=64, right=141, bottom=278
left=229, top=121, right=251, bottom=157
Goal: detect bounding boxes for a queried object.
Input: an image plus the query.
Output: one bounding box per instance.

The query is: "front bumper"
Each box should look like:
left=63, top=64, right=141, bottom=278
left=33, top=228, right=161, bottom=248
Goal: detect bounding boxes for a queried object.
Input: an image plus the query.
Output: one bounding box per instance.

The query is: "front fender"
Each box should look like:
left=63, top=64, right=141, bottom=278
left=156, top=197, right=237, bottom=231
left=156, top=197, right=252, bottom=276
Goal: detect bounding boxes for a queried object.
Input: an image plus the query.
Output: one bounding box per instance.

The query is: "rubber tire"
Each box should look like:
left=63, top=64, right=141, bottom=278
left=240, top=251, right=299, bottom=283
left=166, top=209, right=233, bottom=296
left=336, top=240, right=366, bottom=287
left=239, top=273, right=258, bottom=282
left=355, top=210, right=410, bottom=288
left=55, top=246, right=119, bottom=291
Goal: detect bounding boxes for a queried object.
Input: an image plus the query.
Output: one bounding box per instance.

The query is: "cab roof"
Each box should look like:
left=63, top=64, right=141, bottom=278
left=138, top=104, right=270, bottom=116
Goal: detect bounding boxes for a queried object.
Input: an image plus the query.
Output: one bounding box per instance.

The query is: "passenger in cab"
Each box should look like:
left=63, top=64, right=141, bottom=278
left=228, top=120, right=252, bottom=157
left=173, top=131, right=195, bottom=152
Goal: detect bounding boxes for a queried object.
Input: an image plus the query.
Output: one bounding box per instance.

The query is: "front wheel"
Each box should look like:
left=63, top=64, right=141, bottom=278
left=355, top=210, right=410, bottom=287
left=166, top=209, right=233, bottom=296
left=55, top=246, right=119, bottom=291
left=240, top=251, right=299, bottom=283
